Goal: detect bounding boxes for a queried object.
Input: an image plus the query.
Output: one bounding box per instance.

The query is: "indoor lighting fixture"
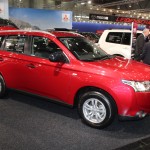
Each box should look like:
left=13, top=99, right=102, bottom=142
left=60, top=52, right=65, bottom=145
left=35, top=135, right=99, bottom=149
left=117, top=6, right=120, bottom=9
left=88, top=1, right=92, bottom=4
left=81, top=2, right=85, bottom=5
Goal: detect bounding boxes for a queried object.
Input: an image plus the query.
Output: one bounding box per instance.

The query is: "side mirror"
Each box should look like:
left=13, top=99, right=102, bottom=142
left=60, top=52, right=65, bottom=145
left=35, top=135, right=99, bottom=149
left=49, top=51, right=67, bottom=63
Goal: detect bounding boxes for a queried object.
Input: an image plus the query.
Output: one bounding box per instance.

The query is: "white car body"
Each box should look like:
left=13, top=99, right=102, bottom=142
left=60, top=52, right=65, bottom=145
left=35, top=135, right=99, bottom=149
left=98, top=29, right=142, bottom=59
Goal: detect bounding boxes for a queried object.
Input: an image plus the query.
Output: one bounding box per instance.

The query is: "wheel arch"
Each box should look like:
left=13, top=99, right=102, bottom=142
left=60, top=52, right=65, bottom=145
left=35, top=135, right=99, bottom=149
left=0, top=72, right=6, bottom=86
left=73, top=86, right=118, bottom=114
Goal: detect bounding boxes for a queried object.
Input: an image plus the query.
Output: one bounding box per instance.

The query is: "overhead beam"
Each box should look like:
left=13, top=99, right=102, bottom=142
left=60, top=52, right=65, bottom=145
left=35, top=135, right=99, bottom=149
left=96, top=0, right=145, bottom=8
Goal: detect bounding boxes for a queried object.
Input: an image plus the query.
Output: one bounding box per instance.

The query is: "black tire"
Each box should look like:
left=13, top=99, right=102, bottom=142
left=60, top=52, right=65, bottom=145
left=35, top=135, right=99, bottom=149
left=0, top=75, right=6, bottom=98
left=78, top=91, right=116, bottom=129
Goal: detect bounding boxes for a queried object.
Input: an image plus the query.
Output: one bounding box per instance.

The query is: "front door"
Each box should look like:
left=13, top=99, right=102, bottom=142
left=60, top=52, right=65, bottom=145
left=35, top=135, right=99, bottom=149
left=21, top=36, right=72, bottom=103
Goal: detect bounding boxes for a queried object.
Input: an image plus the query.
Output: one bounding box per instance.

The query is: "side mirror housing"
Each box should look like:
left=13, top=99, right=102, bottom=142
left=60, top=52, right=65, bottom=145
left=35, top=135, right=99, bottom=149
left=49, top=51, right=67, bottom=63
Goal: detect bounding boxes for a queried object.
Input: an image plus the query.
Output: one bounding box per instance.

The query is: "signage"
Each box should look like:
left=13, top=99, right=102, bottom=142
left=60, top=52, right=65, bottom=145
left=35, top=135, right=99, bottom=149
left=89, top=14, right=115, bottom=21
left=116, top=17, right=150, bottom=25
left=62, top=13, right=70, bottom=22
left=89, top=13, right=150, bottom=25
left=9, top=8, right=72, bottom=30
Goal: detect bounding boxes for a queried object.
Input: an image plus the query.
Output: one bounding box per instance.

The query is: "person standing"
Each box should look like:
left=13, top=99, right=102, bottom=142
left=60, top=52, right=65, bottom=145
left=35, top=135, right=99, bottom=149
left=140, top=41, right=150, bottom=65
left=135, top=28, right=149, bottom=61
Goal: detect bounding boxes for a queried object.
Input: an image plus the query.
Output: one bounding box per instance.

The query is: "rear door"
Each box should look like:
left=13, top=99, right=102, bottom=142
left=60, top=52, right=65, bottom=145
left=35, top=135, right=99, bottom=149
left=0, top=34, right=29, bottom=89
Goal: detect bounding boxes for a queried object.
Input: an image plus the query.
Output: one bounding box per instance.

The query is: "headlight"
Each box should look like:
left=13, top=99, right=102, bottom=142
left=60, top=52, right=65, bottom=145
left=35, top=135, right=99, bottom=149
left=122, top=80, right=150, bottom=92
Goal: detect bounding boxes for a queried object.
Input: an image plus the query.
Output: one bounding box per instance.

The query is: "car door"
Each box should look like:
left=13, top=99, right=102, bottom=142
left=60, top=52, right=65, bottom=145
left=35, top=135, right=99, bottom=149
left=21, top=35, right=72, bottom=103
left=0, top=34, right=29, bottom=89
left=121, top=32, right=131, bottom=58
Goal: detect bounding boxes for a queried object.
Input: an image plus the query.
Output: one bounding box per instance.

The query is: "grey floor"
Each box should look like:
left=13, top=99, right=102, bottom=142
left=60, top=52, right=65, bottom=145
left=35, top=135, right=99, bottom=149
left=0, top=91, right=150, bottom=150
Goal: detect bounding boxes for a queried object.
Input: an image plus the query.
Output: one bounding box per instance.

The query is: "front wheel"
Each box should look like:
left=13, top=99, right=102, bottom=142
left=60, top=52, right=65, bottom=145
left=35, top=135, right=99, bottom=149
left=78, top=91, right=116, bottom=128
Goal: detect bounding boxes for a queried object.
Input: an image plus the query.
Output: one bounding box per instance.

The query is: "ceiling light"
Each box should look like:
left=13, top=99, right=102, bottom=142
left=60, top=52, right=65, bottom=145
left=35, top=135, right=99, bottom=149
left=117, top=6, right=120, bottom=9
left=88, top=1, right=92, bottom=4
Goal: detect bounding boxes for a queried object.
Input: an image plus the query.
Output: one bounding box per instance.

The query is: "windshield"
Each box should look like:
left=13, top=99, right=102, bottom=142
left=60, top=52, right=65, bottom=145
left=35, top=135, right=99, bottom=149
left=59, top=37, right=109, bottom=61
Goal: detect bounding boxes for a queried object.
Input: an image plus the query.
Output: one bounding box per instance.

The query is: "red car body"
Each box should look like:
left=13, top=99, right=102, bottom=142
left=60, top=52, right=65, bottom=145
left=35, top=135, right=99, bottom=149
left=0, top=30, right=149, bottom=128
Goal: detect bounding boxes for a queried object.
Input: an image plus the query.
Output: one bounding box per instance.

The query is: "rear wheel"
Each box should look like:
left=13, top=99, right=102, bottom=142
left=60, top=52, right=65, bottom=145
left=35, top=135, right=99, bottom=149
left=78, top=91, right=116, bottom=128
left=0, top=75, right=6, bottom=98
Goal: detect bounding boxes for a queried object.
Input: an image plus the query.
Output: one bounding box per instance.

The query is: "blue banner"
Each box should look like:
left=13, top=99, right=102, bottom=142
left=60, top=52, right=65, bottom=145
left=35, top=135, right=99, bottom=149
left=9, top=7, right=72, bottom=30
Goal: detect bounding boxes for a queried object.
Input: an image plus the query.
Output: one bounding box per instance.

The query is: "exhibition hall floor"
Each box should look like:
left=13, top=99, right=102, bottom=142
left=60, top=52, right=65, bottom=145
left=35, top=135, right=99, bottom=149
left=0, top=91, right=150, bottom=150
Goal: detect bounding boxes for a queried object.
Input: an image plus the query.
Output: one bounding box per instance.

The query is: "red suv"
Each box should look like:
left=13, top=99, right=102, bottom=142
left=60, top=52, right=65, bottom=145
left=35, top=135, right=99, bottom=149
left=0, top=30, right=150, bottom=128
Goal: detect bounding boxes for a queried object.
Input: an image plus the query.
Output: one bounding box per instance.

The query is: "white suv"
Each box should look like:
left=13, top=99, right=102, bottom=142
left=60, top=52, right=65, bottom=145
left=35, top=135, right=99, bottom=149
left=98, top=29, right=142, bottom=59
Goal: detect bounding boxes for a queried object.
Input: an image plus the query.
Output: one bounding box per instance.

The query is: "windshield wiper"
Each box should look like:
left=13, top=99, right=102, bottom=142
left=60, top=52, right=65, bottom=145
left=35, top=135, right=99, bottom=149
left=99, top=55, right=116, bottom=60
left=99, top=55, right=110, bottom=60
left=81, top=59, right=95, bottom=62
left=80, top=55, right=116, bottom=62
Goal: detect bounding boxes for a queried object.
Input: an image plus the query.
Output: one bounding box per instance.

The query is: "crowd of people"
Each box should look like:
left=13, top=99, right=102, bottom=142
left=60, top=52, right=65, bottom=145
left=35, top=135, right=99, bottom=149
left=135, top=28, right=150, bottom=65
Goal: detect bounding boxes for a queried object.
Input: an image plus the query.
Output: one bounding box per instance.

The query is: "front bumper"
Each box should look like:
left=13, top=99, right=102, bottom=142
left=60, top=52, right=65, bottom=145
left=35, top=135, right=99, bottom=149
left=119, top=111, right=148, bottom=121
left=112, top=85, right=150, bottom=118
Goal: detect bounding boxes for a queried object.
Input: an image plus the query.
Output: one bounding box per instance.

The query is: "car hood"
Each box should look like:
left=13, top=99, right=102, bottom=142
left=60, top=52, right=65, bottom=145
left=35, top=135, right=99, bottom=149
left=82, top=57, right=150, bottom=81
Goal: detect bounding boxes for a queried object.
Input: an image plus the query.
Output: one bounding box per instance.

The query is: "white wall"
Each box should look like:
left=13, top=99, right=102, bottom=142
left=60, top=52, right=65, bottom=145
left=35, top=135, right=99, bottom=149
left=0, top=0, right=9, bottom=19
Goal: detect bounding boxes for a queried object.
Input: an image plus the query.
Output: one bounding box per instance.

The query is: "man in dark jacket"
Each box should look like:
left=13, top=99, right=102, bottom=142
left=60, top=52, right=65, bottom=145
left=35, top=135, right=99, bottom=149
left=141, top=41, right=150, bottom=65
left=135, top=28, right=149, bottom=61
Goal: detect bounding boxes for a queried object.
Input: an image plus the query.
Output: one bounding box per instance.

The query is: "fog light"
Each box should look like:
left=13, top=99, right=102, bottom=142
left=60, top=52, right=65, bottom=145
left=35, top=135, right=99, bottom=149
left=136, top=111, right=147, bottom=118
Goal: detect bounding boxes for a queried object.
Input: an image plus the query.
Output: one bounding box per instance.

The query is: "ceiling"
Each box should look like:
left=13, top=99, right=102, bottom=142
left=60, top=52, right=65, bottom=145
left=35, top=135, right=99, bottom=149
left=8, top=0, right=150, bottom=21
left=92, top=0, right=150, bottom=13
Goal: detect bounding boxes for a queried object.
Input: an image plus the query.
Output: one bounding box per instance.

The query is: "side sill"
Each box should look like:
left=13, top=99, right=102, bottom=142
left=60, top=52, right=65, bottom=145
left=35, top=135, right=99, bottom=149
left=8, top=88, right=73, bottom=108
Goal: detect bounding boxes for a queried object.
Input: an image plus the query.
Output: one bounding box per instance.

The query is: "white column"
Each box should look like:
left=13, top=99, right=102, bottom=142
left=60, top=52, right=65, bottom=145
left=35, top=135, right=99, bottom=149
left=0, top=0, right=9, bottom=19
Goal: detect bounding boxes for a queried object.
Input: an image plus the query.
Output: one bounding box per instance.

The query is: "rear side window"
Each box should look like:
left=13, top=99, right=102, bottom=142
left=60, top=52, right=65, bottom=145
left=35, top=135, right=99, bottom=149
left=122, top=33, right=131, bottom=45
left=106, top=32, right=123, bottom=44
left=3, top=35, right=27, bottom=53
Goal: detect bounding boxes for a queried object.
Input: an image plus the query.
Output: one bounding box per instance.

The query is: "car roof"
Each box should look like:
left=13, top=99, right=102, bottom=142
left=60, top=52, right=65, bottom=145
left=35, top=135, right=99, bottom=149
left=104, top=29, right=142, bottom=33
left=0, top=29, right=82, bottom=38
left=50, top=31, right=82, bottom=37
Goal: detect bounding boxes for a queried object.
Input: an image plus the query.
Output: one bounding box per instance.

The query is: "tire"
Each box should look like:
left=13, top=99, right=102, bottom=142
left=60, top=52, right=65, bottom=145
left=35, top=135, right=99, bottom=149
left=0, top=75, right=6, bottom=98
left=78, top=91, right=116, bottom=129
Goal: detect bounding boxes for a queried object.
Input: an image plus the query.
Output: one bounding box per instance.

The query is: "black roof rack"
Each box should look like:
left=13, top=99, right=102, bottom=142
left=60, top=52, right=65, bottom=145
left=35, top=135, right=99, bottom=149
left=0, top=18, right=19, bottom=29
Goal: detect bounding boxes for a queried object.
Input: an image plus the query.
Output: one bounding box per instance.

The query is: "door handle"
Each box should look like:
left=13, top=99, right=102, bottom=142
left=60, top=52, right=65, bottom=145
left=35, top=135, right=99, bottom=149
left=27, top=63, right=36, bottom=68
left=0, top=57, right=4, bottom=61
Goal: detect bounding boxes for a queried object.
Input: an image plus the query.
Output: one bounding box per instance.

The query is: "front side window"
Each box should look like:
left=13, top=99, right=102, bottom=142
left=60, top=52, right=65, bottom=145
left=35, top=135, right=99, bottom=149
left=106, top=32, right=123, bottom=44
left=59, top=37, right=107, bottom=61
left=0, top=36, right=5, bottom=47
left=32, top=36, right=61, bottom=59
left=4, top=35, right=27, bottom=53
